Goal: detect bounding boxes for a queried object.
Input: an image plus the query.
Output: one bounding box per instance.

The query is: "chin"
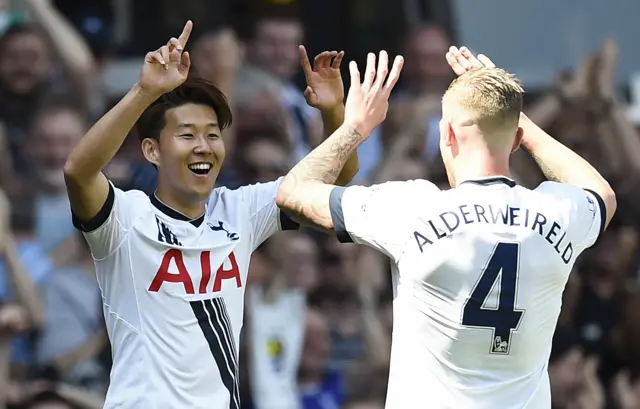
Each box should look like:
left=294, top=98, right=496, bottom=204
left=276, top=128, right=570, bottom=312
left=192, top=183, right=216, bottom=199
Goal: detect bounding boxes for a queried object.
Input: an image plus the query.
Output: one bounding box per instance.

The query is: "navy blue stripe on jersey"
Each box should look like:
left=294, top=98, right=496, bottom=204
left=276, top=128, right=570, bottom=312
left=583, top=189, right=607, bottom=239
left=214, top=298, right=240, bottom=395
left=72, top=182, right=115, bottom=232
left=279, top=210, right=300, bottom=231
left=329, top=186, right=353, bottom=243
left=151, top=193, right=205, bottom=227
left=459, top=176, right=516, bottom=188
left=190, top=299, right=240, bottom=409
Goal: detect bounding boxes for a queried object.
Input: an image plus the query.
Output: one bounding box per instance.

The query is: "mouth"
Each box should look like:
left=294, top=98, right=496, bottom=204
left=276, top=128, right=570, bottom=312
left=187, top=162, right=213, bottom=176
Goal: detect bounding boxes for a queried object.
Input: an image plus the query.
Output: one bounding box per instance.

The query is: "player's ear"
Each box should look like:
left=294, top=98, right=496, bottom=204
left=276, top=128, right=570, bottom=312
left=445, top=121, right=456, bottom=147
left=511, top=126, right=524, bottom=153
left=141, top=137, right=161, bottom=167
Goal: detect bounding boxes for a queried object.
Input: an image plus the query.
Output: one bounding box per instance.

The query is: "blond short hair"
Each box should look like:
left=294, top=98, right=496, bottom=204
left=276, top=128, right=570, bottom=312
left=443, top=67, right=524, bottom=132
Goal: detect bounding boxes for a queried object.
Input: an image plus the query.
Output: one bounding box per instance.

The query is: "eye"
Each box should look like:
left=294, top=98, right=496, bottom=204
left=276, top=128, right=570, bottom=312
left=208, top=133, right=220, bottom=139
left=179, top=133, right=194, bottom=138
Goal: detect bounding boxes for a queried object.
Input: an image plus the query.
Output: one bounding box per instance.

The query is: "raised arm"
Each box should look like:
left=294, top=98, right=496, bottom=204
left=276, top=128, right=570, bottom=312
left=446, top=46, right=616, bottom=229
left=276, top=51, right=404, bottom=230
left=298, top=46, right=359, bottom=185
left=25, top=0, right=95, bottom=90
left=63, top=21, right=192, bottom=223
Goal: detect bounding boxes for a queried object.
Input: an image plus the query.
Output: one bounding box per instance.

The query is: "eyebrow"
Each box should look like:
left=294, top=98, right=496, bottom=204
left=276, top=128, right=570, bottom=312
left=177, top=122, right=219, bottom=129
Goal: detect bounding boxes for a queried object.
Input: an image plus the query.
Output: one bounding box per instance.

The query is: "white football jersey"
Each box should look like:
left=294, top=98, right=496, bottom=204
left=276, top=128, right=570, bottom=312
left=329, top=177, right=606, bottom=409
left=73, top=178, right=299, bottom=409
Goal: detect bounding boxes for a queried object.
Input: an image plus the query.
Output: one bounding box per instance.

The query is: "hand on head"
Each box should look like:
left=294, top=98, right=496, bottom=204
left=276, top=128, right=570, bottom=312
left=445, top=46, right=495, bottom=76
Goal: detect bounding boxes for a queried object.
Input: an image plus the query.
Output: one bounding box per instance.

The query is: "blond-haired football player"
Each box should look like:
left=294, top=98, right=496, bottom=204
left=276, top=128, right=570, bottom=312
left=275, top=48, right=615, bottom=409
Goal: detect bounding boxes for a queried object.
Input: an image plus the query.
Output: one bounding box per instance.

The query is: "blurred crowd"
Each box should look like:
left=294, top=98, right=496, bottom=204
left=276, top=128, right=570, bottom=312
left=0, top=1, right=639, bottom=409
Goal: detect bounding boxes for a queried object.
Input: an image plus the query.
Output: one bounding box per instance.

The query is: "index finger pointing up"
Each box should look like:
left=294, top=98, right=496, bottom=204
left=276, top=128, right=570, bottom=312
left=299, top=45, right=313, bottom=78
left=178, top=21, right=193, bottom=48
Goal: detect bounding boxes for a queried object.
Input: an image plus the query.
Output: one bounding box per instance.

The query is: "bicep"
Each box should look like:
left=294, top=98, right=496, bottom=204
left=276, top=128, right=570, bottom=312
left=71, top=182, right=139, bottom=260
left=65, top=172, right=111, bottom=225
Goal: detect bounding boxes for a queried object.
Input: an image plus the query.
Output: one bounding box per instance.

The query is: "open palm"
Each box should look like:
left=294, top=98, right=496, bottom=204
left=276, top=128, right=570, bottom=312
left=299, top=46, right=345, bottom=111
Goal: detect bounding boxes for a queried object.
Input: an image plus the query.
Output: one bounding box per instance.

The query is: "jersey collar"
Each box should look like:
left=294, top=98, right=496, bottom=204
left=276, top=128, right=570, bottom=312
left=459, top=176, right=516, bottom=188
left=150, top=193, right=205, bottom=227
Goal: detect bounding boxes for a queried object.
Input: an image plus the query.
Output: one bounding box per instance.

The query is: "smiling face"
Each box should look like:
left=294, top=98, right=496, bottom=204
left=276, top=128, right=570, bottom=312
left=143, top=103, right=225, bottom=203
left=138, top=77, right=232, bottom=211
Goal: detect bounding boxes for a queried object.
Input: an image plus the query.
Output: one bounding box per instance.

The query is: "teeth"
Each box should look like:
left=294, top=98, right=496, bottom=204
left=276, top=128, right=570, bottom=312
left=188, top=163, right=212, bottom=170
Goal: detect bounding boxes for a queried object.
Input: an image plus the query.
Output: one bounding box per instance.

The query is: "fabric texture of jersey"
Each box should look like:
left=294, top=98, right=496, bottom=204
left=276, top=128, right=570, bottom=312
left=329, top=177, right=606, bottom=409
left=73, top=178, right=298, bottom=409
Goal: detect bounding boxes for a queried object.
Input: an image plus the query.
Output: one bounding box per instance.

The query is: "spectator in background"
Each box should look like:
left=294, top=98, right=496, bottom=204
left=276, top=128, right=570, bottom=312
left=548, top=327, right=604, bottom=409
left=381, top=24, right=452, bottom=163
left=298, top=308, right=344, bottom=409
left=25, top=104, right=86, bottom=254
left=236, top=127, right=292, bottom=186
left=192, top=27, right=243, bottom=156
left=401, top=24, right=453, bottom=97
left=35, top=232, right=107, bottom=394
left=246, top=231, right=318, bottom=409
left=0, top=188, right=46, bottom=408
left=245, top=12, right=322, bottom=160
left=0, top=0, right=96, bottom=169
left=0, top=190, right=47, bottom=376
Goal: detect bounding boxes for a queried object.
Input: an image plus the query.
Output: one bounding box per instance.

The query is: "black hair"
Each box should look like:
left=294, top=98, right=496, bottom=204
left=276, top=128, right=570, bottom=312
left=136, top=76, right=233, bottom=142
left=29, top=99, right=88, bottom=135
left=0, top=22, right=47, bottom=52
left=247, top=5, right=302, bottom=40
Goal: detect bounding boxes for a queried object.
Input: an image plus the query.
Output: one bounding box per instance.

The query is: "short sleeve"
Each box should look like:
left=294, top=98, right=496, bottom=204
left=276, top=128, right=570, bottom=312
left=329, top=180, right=441, bottom=260
left=237, top=177, right=299, bottom=251
left=72, top=182, right=146, bottom=260
left=535, top=181, right=606, bottom=251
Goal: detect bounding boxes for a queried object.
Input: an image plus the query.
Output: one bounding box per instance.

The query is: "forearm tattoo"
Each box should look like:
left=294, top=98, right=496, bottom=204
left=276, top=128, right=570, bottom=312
left=281, top=126, right=363, bottom=228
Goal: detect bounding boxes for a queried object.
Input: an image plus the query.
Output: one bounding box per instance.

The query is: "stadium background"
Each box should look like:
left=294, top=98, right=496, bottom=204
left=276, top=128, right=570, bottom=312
left=0, top=0, right=639, bottom=408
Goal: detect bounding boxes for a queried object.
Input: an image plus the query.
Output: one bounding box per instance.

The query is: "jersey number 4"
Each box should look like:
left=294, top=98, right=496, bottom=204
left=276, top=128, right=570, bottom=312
left=462, top=242, right=524, bottom=355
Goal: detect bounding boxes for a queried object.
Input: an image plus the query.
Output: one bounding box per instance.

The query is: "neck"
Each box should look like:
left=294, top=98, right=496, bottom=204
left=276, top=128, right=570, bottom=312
left=452, top=152, right=512, bottom=186
left=155, top=185, right=206, bottom=220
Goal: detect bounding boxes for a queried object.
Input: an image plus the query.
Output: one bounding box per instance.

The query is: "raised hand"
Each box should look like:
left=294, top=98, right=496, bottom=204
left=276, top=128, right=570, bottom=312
left=597, top=38, right=619, bottom=100
left=299, top=46, right=345, bottom=111
left=445, top=46, right=495, bottom=77
left=139, top=21, right=193, bottom=98
left=344, top=51, right=404, bottom=136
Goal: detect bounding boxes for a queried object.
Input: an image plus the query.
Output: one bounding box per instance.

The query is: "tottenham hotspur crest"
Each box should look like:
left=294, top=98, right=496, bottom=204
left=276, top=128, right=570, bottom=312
left=208, top=221, right=239, bottom=241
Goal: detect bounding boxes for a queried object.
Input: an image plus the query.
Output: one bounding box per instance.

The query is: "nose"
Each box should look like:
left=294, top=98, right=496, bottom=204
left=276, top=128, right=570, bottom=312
left=192, top=135, right=213, bottom=155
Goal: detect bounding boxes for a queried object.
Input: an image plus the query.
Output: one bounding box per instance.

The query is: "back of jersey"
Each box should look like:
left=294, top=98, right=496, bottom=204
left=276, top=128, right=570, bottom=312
left=328, top=177, right=605, bottom=409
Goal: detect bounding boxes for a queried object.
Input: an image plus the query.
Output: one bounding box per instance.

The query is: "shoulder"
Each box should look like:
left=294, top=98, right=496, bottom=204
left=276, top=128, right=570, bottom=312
left=533, top=181, right=580, bottom=196
left=210, top=179, right=281, bottom=204
left=116, top=186, right=151, bottom=204
left=110, top=185, right=154, bottom=221
left=353, top=179, right=441, bottom=200
left=532, top=182, right=599, bottom=211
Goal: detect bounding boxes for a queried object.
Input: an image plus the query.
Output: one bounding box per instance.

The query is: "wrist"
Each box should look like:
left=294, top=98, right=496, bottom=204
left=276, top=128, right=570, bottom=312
left=131, top=83, right=163, bottom=106
left=341, top=121, right=370, bottom=140
left=321, top=104, right=344, bottom=118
